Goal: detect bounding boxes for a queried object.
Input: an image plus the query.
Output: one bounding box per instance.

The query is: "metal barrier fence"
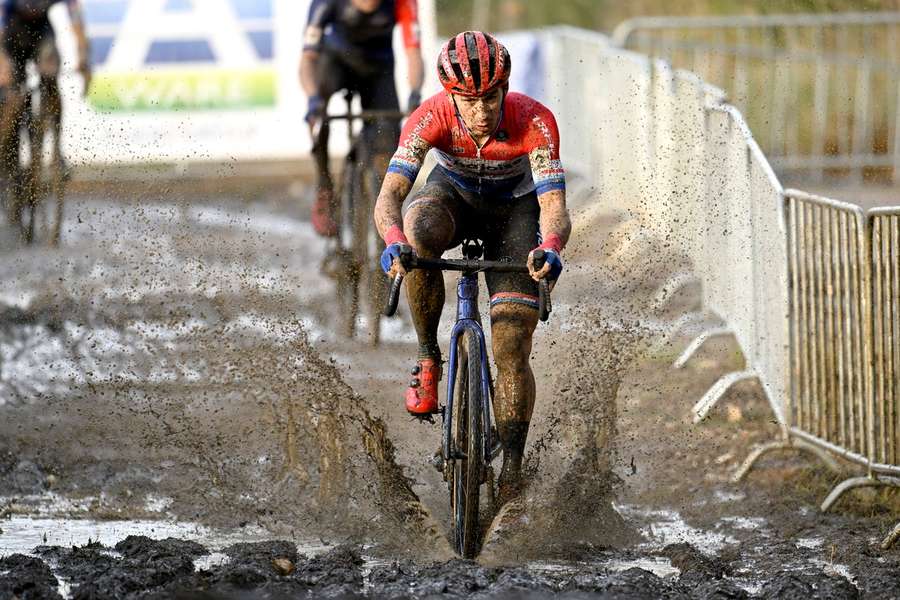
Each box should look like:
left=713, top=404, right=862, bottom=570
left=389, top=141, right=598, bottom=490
left=871, top=208, right=900, bottom=470
left=531, top=26, right=900, bottom=548
left=747, top=194, right=900, bottom=550
left=612, top=12, right=900, bottom=181
left=785, top=192, right=871, bottom=465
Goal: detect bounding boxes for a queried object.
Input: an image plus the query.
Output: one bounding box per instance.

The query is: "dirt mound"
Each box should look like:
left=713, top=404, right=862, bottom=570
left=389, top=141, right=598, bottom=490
left=759, top=571, right=858, bottom=599
left=0, top=554, right=62, bottom=600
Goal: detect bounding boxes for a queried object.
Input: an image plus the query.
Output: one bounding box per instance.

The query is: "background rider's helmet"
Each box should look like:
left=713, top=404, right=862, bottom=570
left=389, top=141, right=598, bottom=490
left=437, top=31, right=511, bottom=97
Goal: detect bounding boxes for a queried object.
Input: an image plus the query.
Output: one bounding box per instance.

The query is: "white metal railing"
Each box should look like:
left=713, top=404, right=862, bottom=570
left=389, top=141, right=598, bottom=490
left=529, top=26, right=900, bottom=548
left=612, top=12, right=900, bottom=182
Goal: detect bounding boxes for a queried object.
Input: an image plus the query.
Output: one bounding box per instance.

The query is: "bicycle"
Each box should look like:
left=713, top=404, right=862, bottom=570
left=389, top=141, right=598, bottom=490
left=384, top=240, right=551, bottom=558
left=317, top=92, right=405, bottom=344
left=0, top=66, right=66, bottom=246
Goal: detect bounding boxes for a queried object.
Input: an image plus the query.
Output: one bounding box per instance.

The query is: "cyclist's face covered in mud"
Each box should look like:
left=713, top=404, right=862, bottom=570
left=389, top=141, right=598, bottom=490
left=453, top=86, right=506, bottom=139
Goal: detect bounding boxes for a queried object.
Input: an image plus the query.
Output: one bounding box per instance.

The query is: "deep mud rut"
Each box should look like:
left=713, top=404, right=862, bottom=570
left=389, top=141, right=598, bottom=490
left=1, top=187, right=899, bottom=598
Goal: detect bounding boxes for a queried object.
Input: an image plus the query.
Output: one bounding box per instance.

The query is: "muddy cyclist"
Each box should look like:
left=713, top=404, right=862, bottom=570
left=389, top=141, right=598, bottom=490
left=374, top=31, right=571, bottom=502
left=300, top=0, right=424, bottom=238
left=0, top=0, right=91, bottom=169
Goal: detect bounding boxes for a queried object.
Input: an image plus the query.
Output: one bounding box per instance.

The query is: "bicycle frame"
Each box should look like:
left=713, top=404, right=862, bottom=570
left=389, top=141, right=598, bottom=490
left=443, top=273, right=495, bottom=466
left=382, top=245, right=552, bottom=466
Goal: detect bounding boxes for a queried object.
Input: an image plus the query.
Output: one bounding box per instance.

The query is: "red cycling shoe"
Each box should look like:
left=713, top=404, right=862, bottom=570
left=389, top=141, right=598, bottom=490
left=311, top=188, right=338, bottom=237
left=406, top=358, right=441, bottom=415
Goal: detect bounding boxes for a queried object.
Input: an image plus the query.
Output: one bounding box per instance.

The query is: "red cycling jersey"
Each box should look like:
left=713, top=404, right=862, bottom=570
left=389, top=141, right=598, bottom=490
left=387, top=91, right=566, bottom=200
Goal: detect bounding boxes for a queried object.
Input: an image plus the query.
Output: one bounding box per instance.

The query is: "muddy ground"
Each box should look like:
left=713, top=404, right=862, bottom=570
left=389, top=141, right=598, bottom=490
left=1, top=183, right=899, bottom=599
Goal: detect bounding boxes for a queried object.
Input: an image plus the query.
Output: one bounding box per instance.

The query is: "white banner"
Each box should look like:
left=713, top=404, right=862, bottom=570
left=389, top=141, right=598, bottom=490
left=52, top=0, right=437, bottom=165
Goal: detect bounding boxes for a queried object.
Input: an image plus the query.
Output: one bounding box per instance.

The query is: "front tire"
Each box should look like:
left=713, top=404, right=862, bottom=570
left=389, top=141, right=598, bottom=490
left=336, top=160, right=360, bottom=338
left=451, top=329, right=485, bottom=558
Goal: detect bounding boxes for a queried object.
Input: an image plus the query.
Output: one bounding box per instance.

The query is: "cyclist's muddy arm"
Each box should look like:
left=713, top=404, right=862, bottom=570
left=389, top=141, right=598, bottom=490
left=0, top=49, right=10, bottom=89
left=537, top=189, right=571, bottom=249
left=406, top=47, right=423, bottom=94
left=374, top=171, right=413, bottom=241
left=67, top=1, right=91, bottom=90
left=299, top=50, right=319, bottom=98
left=528, top=189, right=570, bottom=282
left=377, top=107, right=436, bottom=240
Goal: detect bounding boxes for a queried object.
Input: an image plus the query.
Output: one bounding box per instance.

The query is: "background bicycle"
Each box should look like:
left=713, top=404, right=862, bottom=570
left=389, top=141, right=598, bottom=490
left=317, top=92, right=405, bottom=344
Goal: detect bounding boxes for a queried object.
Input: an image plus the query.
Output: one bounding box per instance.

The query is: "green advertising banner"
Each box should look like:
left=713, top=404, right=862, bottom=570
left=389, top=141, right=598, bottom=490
left=88, top=69, right=277, bottom=112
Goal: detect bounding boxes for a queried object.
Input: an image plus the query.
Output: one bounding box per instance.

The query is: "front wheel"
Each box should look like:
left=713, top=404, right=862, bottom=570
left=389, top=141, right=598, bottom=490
left=451, top=329, right=485, bottom=558
left=335, top=159, right=360, bottom=338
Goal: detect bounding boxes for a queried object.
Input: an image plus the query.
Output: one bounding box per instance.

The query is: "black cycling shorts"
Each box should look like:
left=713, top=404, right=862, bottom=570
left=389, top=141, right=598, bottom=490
left=402, top=168, right=541, bottom=311
left=315, top=49, right=400, bottom=155
left=2, top=16, right=58, bottom=85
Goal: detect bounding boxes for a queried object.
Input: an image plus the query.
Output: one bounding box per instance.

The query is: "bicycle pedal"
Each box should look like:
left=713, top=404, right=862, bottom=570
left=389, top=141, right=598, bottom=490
left=429, top=450, right=444, bottom=473
left=408, top=412, right=436, bottom=424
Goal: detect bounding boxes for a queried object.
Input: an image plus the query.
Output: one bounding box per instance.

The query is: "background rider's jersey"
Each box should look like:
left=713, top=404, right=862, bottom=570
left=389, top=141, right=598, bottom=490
left=0, top=0, right=75, bottom=27
left=303, top=0, right=420, bottom=65
left=388, top=92, right=566, bottom=200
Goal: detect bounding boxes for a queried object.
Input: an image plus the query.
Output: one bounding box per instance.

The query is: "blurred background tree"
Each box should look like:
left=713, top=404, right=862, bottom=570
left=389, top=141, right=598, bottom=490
left=436, top=0, right=900, bottom=35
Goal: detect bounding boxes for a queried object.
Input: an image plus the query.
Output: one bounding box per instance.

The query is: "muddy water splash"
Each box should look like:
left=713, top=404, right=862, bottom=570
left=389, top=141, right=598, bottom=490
left=0, top=198, right=450, bottom=558
left=479, top=194, right=681, bottom=562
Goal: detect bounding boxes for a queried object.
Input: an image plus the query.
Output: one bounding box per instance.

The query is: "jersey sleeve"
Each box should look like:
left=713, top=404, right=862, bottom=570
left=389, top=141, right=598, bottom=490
left=387, top=101, right=442, bottom=182
left=526, top=105, right=566, bottom=196
left=394, top=0, right=420, bottom=50
left=303, top=0, right=332, bottom=53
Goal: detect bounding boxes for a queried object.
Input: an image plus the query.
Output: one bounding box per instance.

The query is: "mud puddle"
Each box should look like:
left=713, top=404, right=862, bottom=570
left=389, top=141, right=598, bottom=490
left=0, top=527, right=868, bottom=599
left=1, top=191, right=899, bottom=599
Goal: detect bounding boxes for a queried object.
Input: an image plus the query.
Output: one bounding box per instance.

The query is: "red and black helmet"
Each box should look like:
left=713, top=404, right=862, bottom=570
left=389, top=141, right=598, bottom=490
left=437, top=31, right=511, bottom=97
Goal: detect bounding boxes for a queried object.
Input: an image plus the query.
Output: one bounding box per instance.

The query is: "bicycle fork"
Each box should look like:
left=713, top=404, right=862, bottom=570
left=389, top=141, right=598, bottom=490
left=442, top=274, right=495, bottom=475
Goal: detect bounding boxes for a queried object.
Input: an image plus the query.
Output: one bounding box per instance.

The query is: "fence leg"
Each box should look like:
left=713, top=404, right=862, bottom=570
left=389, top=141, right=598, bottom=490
left=674, top=327, right=733, bottom=369
left=881, top=522, right=900, bottom=550
left=821, top=475, right=900, bottom=512
left=651, top=312, right=707, bottom=355
left=732, top=437, right=841, bottom=483
left=653, top=271, right=701, bottom=313
left=692, top=370, right=758, bottom=423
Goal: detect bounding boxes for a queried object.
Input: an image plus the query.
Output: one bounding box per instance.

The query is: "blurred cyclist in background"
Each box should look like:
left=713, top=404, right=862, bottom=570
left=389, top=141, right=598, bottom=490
left=300, top=0, right=423, bottom=237
left=0, top=0, right=91, bottom=164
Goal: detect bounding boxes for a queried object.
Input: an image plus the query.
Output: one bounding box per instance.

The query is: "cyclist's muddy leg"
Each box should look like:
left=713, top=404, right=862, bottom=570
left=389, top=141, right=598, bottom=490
left=311, top=51, right=345, bottom=198
left=0, top=86, right=25, bottom=225
left=0, top=85, right=24, bottom=174
left=37, top=34, right=61, bottom=128
left=311, top=117, right=333, bottom=191
left=39, top=75, right=62, bottom=156
left=403, top=200, right=455, bottom=359
left=490, top=303, right=539, bottom=495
